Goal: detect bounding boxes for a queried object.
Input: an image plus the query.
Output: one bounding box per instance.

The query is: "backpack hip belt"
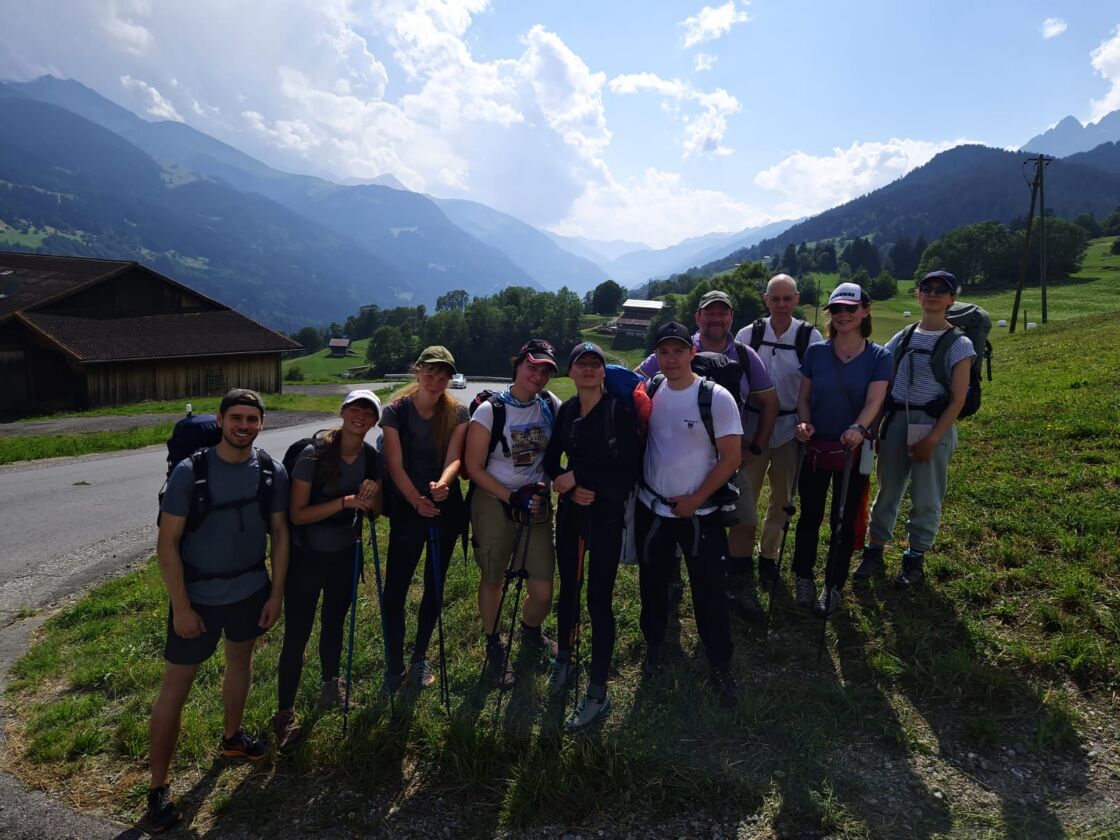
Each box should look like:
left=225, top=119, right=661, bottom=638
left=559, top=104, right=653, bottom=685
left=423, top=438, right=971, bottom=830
left=182, top=555, right=267, bottom=585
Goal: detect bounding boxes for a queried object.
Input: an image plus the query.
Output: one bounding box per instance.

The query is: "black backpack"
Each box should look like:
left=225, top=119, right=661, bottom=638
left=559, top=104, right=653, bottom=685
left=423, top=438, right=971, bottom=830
left=746, top=318, right=814, bottom=363
left=157, top=410, right=274, bottom=532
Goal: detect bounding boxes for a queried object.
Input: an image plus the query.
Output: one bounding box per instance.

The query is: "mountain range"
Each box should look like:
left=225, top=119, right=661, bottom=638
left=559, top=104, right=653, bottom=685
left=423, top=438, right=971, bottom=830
left=1022, top=111, right=1120, bottom=158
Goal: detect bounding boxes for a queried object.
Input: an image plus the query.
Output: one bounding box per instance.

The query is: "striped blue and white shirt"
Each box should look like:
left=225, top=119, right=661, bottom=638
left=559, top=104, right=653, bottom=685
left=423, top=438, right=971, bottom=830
left=886, top=326, right=975, bottom=406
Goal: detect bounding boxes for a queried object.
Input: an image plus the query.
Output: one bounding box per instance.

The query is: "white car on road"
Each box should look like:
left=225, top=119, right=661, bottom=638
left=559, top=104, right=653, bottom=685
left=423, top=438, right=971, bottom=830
left=450, top=373, right=467, bottom=388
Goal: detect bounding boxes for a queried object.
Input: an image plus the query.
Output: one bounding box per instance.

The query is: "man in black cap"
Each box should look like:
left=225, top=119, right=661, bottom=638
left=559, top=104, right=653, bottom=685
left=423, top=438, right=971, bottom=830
left=636, top=322, right=742, bottom=706
left=145, top=388, right=290, bottom=832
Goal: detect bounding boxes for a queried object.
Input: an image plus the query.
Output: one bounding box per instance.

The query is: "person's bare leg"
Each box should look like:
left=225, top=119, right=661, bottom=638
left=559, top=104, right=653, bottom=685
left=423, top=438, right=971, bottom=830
left=149, top=662, right=200, bottom=787
left=522, top=579, right=553, bottom=627
left=221, top=639, right=255, bottom=739
left=478, top=579, right=503, bottom=634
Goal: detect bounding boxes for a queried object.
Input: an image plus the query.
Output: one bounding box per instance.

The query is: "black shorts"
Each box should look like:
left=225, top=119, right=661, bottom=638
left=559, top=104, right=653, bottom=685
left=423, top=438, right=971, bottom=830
left=163, top=584, right=271, bottom=666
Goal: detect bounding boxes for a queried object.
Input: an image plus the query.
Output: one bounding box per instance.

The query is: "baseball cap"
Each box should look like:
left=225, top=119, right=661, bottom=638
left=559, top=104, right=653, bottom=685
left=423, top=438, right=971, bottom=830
left=567, top=341, right=606, bottom=371
left=654, top=321, right=693, bottom=348
left=920, top=270, right=960, bottom=293
left=698, top=289, right=734, bottom=310
left=415, top=345, right=457, bottom=374
left=341, top=389, right=382, bottom=416
left=219, top=388, right=265, bottom=415
left=827, top=282, right=869, bottom=307
left=516, top=338, right=558, bottom=371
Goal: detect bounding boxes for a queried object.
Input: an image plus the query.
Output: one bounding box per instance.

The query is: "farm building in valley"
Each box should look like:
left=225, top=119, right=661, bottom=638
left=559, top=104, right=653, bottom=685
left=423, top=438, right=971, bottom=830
left=612, top=298, right=665, bottom=336
left=0, top=252, right=299, bottom=413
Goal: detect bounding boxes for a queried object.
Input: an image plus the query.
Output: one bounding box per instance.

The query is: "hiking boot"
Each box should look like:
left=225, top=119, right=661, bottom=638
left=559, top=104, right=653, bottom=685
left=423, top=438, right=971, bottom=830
left=410, top=659, right=436, bottom=688
left=548, top=655, right=574, bottom=696
left=813, top=585, right=842, bottom=618
left=383, top=668, right=407, bottom=695
left=565, top=692, right=612, bottom=733
left=726, top=575, right=766, bottom=623
left=709, top=663, right=741, bottom=708
left=486, top=642, right=515, bottom=690
left=272, top=709, right=303, bottom=752
left=757, top=556, right=779, bottom=589
left=853, top=547, right=885, bottom=582
left=521, top=622, right=559, bottom=659
left=220, top=729, right=268, bottom=761
left=320, top=677, right=361, bottom=710
left=895, top=551, right=925, bottom=590
left=143, top=784, right=181, bottom=834
left=642, top=644, right=662, bottom=676
left=794, top=576, right=816, bottom=608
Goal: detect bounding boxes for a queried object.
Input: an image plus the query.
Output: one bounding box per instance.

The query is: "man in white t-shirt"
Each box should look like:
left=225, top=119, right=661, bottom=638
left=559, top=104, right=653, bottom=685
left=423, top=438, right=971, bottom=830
left=636, top=321, right=743, bottom=706
left=734, top=274, right=824, bottom=587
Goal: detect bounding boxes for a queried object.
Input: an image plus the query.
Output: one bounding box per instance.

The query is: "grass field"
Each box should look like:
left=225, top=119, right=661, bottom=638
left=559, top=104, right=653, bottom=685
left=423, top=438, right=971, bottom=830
left=5, top=301, right=1119, bottom=835
left=282, top=340, right=372, bottom=383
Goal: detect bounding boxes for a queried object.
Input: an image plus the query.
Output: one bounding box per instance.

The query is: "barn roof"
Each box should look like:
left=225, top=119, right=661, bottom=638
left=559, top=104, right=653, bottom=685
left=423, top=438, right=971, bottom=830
left=0, top=253, right=134, bottom=320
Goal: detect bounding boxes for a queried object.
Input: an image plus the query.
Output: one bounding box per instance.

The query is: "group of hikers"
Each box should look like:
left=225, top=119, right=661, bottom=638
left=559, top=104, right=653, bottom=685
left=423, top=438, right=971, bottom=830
left=145, top=270, right=976, bottom=832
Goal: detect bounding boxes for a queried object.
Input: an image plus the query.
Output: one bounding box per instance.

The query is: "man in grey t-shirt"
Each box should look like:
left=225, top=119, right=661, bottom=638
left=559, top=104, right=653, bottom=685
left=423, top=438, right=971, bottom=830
left=145, top=389, right=289, bottom=832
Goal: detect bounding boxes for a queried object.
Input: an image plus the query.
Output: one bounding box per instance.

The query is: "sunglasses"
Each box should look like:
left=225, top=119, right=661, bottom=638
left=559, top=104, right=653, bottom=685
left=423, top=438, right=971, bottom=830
left=827, top=303, right=861, bottom=314
left=919, top=282, right=952, bottom=295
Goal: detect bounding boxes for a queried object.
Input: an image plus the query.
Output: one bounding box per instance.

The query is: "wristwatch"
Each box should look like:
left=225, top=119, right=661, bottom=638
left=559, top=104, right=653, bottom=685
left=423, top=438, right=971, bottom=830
left=748, top=442, right=763, bottom=456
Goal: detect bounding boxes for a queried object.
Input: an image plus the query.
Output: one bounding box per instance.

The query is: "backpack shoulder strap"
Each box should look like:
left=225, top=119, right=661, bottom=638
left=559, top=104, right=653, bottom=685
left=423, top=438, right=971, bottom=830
left=487, top=396, right=510, bottom=459
left=361, top=440, right=381, bottom=481
left=601, top=393, right=621, bottom=463
left=645, top=373, right=665, bottom=401
left=748, top=319, right=765, bottom=352
left=732, top=340, right=753, bottom=393
left=255, top=449, right=275, bottom=527
left=927, top=326, right=965, bottom=391
left=186, top=449, right=211, bottom=531
left=697, top=378, right=717, bottom=449
left=794, top=321, right=813, bottom=362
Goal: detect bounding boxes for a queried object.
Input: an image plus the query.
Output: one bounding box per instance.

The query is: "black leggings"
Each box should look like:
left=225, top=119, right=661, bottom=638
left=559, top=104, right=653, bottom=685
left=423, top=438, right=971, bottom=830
left=792, top=462, right=869, bottom=589
left=555, top=499, right=623, bottom=687
left=277, top=544, right=360, bottom=711
left=382, top=515, right=458, bottom=676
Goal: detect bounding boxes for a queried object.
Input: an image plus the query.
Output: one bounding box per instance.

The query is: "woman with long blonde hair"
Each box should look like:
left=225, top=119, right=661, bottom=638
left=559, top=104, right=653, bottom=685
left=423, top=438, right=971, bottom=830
left=380, top=346, right=469, bottom=692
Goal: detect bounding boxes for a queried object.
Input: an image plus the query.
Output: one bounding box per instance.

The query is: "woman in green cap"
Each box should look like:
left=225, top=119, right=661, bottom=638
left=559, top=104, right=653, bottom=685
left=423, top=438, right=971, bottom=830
left=379, top=346, right=469, bottom=692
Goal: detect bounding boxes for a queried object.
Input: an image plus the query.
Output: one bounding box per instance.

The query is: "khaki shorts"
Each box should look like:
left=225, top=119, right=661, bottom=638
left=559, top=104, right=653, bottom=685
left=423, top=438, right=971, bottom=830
left=471, top=490, right=555, bottom=584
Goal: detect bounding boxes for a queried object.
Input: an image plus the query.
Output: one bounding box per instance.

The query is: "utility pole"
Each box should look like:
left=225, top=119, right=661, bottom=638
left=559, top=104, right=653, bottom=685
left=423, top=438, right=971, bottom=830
left=1038, top=155, right=1053, bottom=323
left=1010, top=157, right=1043, bottom=334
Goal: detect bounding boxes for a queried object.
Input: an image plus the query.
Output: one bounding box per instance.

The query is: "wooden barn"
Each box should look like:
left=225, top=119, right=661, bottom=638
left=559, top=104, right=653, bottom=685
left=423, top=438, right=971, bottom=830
left=613, top=298, right=665, bottom=336
left=0, top=253, right=300, bottom=413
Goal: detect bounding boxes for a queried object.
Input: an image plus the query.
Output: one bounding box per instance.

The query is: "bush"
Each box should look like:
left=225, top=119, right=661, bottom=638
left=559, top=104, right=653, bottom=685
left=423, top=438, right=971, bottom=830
left=284, top=364, right=305, bottom=382
left=1110, top=238, right=1120, bottom=256
left=868, top=271, right=898, bottom=301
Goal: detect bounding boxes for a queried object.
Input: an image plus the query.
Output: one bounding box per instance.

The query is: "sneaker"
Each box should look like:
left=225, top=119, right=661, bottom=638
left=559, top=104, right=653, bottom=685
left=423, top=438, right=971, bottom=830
left=895, top=551, right=925, bottom=590
left=486, top=643, right=515, bottom=690
left=641, top=644, right=662, bottom=677
left=565, top=692, right=612, bottom=733
left=757, top=556, right=779, bottom=588
left=709, top=663, right=741, bottom=708
left=272, top=709, right=303, bottom=752
left=143, top=784, right=181, bottom=833
left=794, top=576, right=816, bottom=608
left=852, top=548, right=885, bottom=581
left=813, top=585, right=842, bottom=618
left=383, top=668, right=407, bottom=695
left=410, top=659, right=436, bottom=688
left=220, top=729, right=268, bottom=761
left=548, top=655, right=573, bottom=696
left=521, top=623, right=559, bottom=659
left=727, top=575, right=766, bottom=623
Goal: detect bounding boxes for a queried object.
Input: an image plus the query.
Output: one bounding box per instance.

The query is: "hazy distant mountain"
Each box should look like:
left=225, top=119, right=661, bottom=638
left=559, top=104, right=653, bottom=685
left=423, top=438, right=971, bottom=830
left=4, top=76, right=539, bottom=301
left=1021, top=111, right=1120, bottom=157
left=705, top=144, right=1120, bottom=273
left=0, top=92, right=406, bottom=329
left=545, top=233, right=650, bottom=266
left=1064, top=141, right=1120, bottom=178
left=434, top=198, right=609, bottom=293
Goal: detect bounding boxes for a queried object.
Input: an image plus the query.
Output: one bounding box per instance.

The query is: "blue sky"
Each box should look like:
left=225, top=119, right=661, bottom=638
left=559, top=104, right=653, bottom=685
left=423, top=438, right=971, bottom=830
left=1, top=1, right=1118, bottom=247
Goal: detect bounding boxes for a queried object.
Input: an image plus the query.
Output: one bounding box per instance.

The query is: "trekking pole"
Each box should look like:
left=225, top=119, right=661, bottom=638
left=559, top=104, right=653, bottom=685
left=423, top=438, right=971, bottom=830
left=494, top=513, right=534, bottom=730
left=817, top=449, right=854, bottom=664
left=343, top=513, right=363, bottom=737
left=428, top=522, right=451, bottom=717
left=567, top=514, right=589, bottom=716
left=367, top=513, right=394, bottom=717
left=767, top=444, right=805, bottom=636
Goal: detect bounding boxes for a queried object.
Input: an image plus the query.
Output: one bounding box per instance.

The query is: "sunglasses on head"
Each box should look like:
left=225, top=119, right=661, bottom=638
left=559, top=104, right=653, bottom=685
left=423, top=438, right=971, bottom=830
left=919, top=282, right=952, bottom=295
left=827, top=303, right=860, bottom=314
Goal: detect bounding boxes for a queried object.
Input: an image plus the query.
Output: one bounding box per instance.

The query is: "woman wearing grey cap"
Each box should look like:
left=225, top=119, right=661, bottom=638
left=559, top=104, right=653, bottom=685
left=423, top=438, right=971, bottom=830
left=379, top=346, right=469, bottom=694
left=273, top=389, right=382, bottom=749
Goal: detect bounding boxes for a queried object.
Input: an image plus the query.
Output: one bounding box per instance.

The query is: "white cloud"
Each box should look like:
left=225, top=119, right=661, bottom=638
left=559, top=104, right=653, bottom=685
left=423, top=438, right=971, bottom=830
left=753, top=138, right=963, bottom=218
left=119, top=74, right=182, bottom=121
left=694, top=52, right=717, bottom=72
left=610, top=72, right=739, bottom=158
left=1041, top=18, right=1067, bottom=39
left=679, top=2, right=751, bottom=49
left=1089, top=25, right=1120, bottom=121
left=100, top=1, right=153, bottom=55
left=551, top=167, right=769, bottom=249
